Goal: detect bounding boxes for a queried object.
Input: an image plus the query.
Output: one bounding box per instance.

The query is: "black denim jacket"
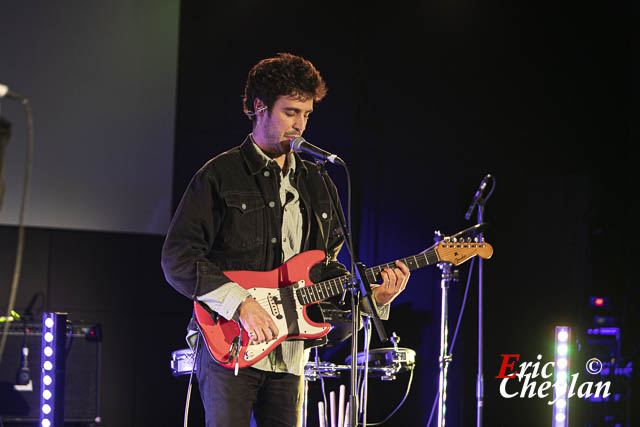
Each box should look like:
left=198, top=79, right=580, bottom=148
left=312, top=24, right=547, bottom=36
left=161, top=136, right=348, bottom=344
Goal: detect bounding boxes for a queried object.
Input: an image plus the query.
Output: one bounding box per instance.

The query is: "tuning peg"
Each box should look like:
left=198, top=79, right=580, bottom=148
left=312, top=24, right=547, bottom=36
left=444, top=237, right=450, bottom=243
left=467, top=237, right=471, bottom=242
left=481, top=237, right=485, bottom=242
left=452, top=237, right=457, bottom=243
left=474, top=237, right=478, bottom=243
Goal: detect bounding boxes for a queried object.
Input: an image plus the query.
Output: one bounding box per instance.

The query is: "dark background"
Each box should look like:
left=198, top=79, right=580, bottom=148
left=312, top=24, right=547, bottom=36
left=0, top=1, right=634, bottom=426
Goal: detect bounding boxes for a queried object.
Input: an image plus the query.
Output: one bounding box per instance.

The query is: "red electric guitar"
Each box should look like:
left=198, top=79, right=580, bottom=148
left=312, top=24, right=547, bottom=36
left=194, top=239, right=493, bottom=370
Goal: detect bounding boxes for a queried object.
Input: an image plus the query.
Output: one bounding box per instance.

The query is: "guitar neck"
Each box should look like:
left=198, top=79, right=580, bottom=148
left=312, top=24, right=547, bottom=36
left=295, top=247, right=440, bottom=305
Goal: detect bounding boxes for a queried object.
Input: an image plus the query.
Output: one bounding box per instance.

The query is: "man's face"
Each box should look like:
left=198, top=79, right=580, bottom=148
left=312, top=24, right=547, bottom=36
left=253, top=95, right=313, bottom=156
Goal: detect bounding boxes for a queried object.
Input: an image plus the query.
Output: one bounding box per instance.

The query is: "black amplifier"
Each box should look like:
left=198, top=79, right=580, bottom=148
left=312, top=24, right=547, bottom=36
left=0, top=321, right=101, bottom=425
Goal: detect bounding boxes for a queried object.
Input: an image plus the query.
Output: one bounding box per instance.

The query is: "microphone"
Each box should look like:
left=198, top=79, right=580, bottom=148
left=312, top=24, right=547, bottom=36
left=465, top=174, right=492, bottom=220
left=0, top=83, right=21, bottom=100
left=290, top=137, right=345, bottom=165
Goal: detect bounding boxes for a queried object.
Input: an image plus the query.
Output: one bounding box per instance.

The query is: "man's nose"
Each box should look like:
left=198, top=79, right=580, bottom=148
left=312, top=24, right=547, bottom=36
left=293, top=115, right=306, bottom=132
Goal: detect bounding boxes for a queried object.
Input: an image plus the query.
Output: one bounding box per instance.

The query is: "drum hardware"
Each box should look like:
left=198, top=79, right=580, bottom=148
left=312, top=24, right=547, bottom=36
left=171, top=345, right=416, bottom=426
left=344, top=347, right=416, bottom=381
left=169, top=346, right=415, bottom=381
left=301, top=346, right=416, bottom=427
left=304, top=361, right=348, bottom=381
left=170, top=348, right=195, bottom=377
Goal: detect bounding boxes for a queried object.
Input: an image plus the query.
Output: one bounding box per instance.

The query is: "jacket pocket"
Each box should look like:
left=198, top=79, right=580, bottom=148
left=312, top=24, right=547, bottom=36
left=219, top=191, right=265, bottom=248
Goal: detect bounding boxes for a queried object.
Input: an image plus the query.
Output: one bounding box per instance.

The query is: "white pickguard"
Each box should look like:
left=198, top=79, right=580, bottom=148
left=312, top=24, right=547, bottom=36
left=242, top=282, right=328, bottom=361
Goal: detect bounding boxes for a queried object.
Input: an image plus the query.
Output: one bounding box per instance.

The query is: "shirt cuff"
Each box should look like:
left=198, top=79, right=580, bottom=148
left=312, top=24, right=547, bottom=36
left=358, top=285, right=390, bottom=320
left=370, top=288, right=390, bottom=320
left=196, top=282, right=251, bottom=321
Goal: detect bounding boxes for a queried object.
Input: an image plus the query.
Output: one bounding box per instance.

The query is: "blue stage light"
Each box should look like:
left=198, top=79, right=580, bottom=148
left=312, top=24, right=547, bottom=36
left=553, top=326, right=571, bottom=427
left=40, top=312, right=67, bottom=427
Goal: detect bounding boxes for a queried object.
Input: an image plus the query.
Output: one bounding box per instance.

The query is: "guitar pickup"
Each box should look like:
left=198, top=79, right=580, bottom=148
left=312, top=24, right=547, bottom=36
left=267, top=293, right=283, bottom=320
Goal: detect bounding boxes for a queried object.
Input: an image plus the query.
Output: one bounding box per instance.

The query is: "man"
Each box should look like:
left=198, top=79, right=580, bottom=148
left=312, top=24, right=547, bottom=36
left=161, top=53, right=409, bottom=427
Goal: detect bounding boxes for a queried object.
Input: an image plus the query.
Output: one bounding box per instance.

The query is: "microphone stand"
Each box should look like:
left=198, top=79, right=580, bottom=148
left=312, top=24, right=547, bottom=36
left=315, top=161, right=388, bottom=427
left=463, top=174, right=494, bottom=427
left=475, top=203, right=485, bottom=427
left=433, top=231, right=458, bottom=427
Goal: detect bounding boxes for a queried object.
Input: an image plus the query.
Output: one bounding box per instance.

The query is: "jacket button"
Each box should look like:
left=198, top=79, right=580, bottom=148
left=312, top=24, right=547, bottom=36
left=321, top=212, right=328, bottom=219
left=241, top=203, right=247, bottom=210
left=270, top=237, right=278, bottom=244
left=263, top=170, right=270, bottom=177
left=269, top=201, right=276, bottom=208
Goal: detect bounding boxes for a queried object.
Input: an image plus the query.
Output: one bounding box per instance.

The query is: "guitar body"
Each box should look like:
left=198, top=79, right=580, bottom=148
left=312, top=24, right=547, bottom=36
left=194, top=250, right=332, bottom=370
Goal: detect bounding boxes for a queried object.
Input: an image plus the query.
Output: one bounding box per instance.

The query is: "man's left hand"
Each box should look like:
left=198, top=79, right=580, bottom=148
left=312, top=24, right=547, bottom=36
left=372, top=260, right=410, bottom=306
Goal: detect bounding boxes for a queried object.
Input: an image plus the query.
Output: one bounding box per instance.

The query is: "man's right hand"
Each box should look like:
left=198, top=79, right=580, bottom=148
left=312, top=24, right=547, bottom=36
left=237, top=297, right=280, bottom=344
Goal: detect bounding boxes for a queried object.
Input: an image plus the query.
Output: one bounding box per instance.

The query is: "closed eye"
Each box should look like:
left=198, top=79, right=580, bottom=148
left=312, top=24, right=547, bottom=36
left=284, top=108, right=313, bottom=118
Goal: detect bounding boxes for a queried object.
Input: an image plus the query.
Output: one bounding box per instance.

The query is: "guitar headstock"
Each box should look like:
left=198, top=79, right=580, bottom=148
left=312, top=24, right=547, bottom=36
left=434, top=237, right=493, bottom=266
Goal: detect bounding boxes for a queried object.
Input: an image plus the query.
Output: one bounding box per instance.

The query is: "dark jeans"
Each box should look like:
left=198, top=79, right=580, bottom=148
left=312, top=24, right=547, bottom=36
left=196, top=341, right=303, bottom=427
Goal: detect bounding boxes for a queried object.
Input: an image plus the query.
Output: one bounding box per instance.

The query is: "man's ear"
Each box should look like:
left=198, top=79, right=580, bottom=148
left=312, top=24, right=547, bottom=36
left=254, top=98, right=266, bottom=114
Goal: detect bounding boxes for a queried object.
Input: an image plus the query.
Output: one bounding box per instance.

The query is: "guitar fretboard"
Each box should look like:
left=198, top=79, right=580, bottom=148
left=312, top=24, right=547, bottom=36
left=295, top=248, right=440, bottom=306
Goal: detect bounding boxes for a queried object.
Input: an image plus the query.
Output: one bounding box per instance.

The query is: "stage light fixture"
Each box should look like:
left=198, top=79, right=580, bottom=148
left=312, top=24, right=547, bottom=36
left=553, top=326, right=571, bottom=427
left=557, top=357, right=568, bottom=369
left=40, top=312, right=67, bottom=427
left=557, top=330, right=568, bottom=342
left=558, top=344, right=568, bottom=356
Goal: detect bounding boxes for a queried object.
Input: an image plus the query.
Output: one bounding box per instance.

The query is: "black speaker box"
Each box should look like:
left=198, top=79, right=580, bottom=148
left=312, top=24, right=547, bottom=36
left=0, top=321, right=101, bottom=425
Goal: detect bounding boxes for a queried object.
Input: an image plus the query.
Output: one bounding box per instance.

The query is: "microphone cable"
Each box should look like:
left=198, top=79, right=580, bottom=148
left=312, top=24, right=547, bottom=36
left=0, top=96, right=34, bottom=368
left=183, top=334, right=200, bottom=427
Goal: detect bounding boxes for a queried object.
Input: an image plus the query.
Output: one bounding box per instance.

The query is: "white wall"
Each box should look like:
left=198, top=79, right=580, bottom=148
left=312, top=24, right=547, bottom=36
left=0, top=0, right=179, bottom=235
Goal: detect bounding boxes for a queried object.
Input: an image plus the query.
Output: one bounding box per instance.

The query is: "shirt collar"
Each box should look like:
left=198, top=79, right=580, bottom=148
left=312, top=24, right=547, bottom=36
left=240, top=134, right=308, bottom=176
left=249, top=134, right=297, bottom=176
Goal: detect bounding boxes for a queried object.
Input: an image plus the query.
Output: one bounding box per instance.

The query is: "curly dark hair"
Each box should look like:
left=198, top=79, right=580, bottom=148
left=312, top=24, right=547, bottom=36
left=243, top=53, right=327, bottom=122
